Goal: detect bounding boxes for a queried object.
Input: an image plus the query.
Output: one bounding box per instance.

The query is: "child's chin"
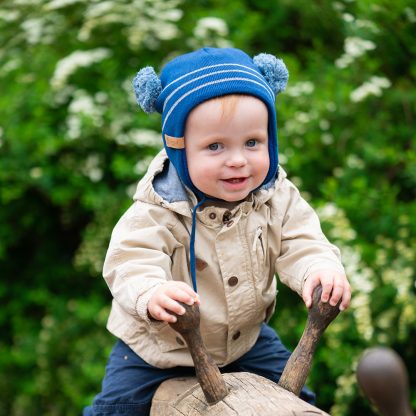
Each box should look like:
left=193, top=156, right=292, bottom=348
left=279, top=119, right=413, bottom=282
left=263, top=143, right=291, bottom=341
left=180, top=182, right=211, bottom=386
left=221, top=191, right=251, bottom=202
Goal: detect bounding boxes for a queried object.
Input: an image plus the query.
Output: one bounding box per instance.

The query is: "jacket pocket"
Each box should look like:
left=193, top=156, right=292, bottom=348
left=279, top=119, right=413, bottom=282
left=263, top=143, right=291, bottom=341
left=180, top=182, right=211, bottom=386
left=152, top=322, right=188, bottom=353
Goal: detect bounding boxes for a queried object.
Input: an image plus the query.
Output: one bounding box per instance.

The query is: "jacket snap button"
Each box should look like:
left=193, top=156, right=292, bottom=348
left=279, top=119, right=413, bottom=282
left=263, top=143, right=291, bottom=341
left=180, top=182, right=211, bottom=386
left=209, top=212, right=216, bottom=220
left=226, top=220, right=234, bottom=227
left=223, top=211, right=232, bottom=223
left=232, top=331, right=241, bottom=341
left=228, top=276, right=238, bottom=286
left=176, top=336, right=185, bottom=346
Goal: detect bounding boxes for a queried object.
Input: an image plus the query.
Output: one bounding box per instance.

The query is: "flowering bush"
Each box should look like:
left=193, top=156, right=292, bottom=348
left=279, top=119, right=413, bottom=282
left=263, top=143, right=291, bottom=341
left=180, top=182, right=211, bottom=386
left=0, top=0, right=414, bottom=414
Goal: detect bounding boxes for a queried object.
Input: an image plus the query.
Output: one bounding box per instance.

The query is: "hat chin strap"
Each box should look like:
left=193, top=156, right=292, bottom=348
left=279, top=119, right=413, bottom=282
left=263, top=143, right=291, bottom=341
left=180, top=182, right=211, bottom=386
left=189, top=194, right=207, bottom=292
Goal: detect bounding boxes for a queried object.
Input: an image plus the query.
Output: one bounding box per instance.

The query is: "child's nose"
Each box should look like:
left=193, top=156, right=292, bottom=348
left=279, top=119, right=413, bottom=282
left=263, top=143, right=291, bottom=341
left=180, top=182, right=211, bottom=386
left=226, top=151, right=247, bottom=167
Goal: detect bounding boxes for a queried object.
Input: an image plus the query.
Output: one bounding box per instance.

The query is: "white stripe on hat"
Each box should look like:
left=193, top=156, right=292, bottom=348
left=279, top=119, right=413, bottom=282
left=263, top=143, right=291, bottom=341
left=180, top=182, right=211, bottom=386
left=163, top=62, right=264, bottom=91
left=162, top=77, right=274, bottom=131
left=162, top=68, right=274, bottom=111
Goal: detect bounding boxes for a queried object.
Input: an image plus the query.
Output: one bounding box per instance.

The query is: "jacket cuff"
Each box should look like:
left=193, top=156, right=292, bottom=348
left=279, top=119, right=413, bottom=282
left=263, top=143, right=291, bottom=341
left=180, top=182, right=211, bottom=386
left=135, top=283, right=165, bottom=326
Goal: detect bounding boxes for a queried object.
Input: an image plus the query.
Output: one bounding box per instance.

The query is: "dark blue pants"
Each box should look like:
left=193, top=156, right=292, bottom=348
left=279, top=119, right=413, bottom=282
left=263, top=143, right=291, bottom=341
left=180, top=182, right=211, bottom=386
left=84, top=324, right=315, bottom=415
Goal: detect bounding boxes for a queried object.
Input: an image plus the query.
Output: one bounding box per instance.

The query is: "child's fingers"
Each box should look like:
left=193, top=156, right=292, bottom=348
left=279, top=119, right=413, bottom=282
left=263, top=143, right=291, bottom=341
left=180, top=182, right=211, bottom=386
left=159, top=295, right=187, bottom=316
left=303, top=271, right=351, bottom=311
left=149, top=304, right=178, bottom=323
left=302, top=275, right=320, bottom=308
left=339, top=283, right=352, bottom=311
left=329, top=281, right=344, bottom=307
left=320, top=275, right=334, bottom=303
left=177, top=282, right=200, bottom=302
left=167, top=283, right=199, bottom=306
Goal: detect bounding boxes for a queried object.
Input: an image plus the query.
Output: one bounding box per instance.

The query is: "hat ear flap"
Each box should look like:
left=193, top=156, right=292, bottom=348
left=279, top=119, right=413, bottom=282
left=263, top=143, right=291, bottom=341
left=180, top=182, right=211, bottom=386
left=253, top=53, right=289, bottom=95
left=132, top=66, right=162, bottom=113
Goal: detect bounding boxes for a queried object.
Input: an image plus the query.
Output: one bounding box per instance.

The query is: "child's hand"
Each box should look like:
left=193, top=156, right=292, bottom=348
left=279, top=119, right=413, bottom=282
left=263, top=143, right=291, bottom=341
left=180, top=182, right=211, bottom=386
left=302, top=270, right=351, bottom=311
left=147, top=281, right=200, bottom=323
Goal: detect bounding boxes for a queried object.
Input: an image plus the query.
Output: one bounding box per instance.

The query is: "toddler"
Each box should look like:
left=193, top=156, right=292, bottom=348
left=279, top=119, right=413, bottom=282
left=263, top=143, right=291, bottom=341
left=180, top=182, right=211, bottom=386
left=84, top=47, right=351, bottom=415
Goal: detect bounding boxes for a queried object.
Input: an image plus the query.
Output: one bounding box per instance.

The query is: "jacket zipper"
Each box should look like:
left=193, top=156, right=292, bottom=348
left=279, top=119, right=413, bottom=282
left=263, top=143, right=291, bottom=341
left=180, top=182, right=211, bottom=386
left=252, top=226, right=263, bottom=252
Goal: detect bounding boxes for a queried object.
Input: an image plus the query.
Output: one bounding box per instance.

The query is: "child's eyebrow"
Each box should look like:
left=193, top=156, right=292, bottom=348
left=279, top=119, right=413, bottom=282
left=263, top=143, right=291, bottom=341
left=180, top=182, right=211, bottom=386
left=245, top=129, right=268, bottom=138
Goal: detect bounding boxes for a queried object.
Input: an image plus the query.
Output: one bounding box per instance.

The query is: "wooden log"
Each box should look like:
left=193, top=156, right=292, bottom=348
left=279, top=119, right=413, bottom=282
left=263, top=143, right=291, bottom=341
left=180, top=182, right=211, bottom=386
left=150, top=377, right=198, bottom=416
left=151, top=372, right=330, bottom=416
left=150, top=285, right=341, bottom=414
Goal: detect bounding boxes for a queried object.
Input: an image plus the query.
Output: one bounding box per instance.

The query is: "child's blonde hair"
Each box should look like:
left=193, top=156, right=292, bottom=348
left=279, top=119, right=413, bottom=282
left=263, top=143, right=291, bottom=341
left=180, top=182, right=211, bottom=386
left=215, top=94, right=250, bottom=121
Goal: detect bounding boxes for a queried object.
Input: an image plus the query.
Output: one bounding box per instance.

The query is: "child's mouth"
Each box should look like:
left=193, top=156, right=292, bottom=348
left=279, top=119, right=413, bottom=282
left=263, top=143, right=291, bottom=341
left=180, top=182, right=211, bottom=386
left=224, top=178, right=246, bottom=184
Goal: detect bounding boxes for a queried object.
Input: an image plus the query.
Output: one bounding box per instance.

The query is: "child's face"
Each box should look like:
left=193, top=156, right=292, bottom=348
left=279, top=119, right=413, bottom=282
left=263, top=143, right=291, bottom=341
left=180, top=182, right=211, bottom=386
left=185, top=95, right=270, bottom=202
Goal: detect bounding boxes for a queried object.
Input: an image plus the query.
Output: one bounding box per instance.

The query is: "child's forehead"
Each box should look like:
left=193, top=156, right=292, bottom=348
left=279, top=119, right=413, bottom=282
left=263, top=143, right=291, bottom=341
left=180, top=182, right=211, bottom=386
left=189, top=94, right=267, bottom=119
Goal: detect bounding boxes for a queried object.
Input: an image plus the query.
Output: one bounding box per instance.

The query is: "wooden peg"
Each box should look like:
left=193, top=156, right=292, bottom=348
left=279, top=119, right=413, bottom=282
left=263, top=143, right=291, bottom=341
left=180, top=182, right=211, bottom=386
left=169, top=303, right=229, bottom=404
left=278, top=285, right=341, bottom=396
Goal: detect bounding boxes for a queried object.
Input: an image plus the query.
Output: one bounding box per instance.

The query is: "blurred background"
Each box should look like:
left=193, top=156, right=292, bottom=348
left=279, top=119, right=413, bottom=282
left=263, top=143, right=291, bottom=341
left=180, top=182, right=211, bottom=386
left=0, top=0, right=415, bottom=414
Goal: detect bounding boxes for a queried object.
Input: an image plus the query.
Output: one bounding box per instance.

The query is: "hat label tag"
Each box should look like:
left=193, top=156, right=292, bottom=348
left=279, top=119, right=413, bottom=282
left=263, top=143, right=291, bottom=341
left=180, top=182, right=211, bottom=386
left=165, top=134, right=185, bottom=149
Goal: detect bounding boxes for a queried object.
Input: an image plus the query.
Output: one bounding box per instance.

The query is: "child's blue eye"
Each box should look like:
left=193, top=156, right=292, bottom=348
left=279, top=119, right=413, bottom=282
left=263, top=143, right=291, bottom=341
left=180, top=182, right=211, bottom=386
left=246, top=139, right=257, bottom=147
left=208, top=143, right=220, bottom=151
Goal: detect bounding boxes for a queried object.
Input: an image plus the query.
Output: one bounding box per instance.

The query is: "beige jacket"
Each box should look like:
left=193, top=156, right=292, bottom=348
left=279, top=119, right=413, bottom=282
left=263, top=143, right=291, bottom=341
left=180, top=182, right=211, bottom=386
left=104, top=150, right=345, bottom=368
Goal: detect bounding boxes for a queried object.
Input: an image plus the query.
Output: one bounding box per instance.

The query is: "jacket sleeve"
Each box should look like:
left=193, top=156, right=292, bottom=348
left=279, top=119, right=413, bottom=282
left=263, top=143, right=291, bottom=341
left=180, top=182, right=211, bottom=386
left=274, top=178, right=345, bottom=296
left=103, top=201, right=182, bottom=324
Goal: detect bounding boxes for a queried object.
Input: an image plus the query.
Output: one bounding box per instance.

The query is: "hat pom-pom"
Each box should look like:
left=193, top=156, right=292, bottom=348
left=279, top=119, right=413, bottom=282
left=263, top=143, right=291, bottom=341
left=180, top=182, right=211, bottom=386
left=132, top=66, right=162, bottom=113
left=253, top=53, right=289, bottom=95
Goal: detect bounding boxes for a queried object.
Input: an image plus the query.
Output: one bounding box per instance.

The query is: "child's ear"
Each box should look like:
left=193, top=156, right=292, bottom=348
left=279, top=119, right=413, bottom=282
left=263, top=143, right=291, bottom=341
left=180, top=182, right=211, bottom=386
left=132, top=66, right=162, bottom=114
left=253, top=53, right=289, bottom=95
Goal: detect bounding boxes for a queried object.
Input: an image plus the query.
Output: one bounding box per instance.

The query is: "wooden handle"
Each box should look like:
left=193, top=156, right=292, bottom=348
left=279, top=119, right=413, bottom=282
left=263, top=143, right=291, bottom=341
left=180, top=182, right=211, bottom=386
left=169, top=303, right=229, bottom=404
left=278, top=285, right=341, bottom=396
left=357, top=347, right=414, bottom=416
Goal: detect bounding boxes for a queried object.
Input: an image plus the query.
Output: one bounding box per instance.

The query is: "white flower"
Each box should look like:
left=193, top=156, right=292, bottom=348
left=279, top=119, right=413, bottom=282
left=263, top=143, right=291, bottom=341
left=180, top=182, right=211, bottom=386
left=0, top=10, right=20, bottom=21
left=345, top=37, right=376, bottom=57
left=30, top=167, right=43, bottom=179
left=0, top=58, right=20, bottom=75
left=82, top=154, right=103, bottom=182
left=355, top=19, right=379, bottom=33
left=78, top=0, right=183, bottom=45
left=66, top=115, right=82, bottom=140
left=14, top=0, right=43, bottom=4
left=194, top=17, right=229, bottom=38
left=350, top=76, right=391, bottom=102
left=68, top=89, right=104, bottom=127
left=335, top=55, right=353, bottom=69
left=44, top=0, right=84, bottom=10
left=317, top=202, right=338, bottom=219
left=321, top=133, right=334, bottom=145
left=69, top=94, right=95, bottom=115
left=346, top=154, right=365, bottom=169
left=285, top=81, right=315, bottom=97
left=50, top=48, right=112, bottom=90
left=335, top=36, right=376, bottom=68
left=342, top=13, right=354, bottom=22
left=21, top=18, right=44, bottom=44
left=126, top=129, right=162, bottom=148
left=278, top=153, right=288, bottom=165
left=190, top=16, right=231, bottom=48
left=404, top=7, right=416, bottom=23
left=319, top=119, right=330, bottom=130
left=294, top=111, right=312, bottom=123
left=326, top=102, right=337, bottom=112
left=83, top=1, right=113, bottom=19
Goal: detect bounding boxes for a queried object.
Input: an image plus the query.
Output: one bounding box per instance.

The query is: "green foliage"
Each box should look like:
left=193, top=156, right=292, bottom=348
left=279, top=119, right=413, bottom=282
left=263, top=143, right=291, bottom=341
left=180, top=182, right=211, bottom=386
left=1, top=0, right=415, bottom=414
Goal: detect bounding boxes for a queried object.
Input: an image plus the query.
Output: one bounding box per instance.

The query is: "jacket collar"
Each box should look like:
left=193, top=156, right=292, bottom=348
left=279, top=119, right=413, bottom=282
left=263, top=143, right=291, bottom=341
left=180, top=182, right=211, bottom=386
left=133, top=149, right=287, bottom=217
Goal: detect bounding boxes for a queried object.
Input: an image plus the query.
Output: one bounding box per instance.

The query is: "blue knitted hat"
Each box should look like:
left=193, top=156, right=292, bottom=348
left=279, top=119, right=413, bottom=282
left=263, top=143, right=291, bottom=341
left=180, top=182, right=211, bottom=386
left=133, top=47, right=288, bottom=195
